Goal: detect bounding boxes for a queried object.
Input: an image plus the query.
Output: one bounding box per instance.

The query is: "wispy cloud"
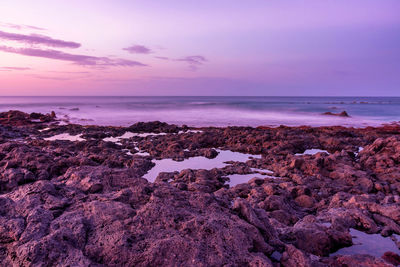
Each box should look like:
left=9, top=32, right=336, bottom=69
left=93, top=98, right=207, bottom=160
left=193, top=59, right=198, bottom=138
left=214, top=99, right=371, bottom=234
left=156, top=55, right=207, bottom=70
left=123, top=45, right=152, bottom=54
left=30, top=71, right=92, bottom=81
left=0, top=45, right=147, bottom=67
left=0, top=22, right=46, bottom=31
left=155, top=56, right=170, bottom=60
left=48, top=70, right=90, bottom=74
left=31, top=75, right=77, bottom=81
left=176, top=55, right=207, bottom=65
left=0, top=66, right=31, bottom=71
left=0, top=30, right=80, bottom=48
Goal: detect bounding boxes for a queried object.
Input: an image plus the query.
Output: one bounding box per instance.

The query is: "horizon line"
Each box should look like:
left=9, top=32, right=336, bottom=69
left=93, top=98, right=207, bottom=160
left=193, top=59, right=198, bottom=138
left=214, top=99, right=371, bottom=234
left=1, top=95, right=400, bottom=98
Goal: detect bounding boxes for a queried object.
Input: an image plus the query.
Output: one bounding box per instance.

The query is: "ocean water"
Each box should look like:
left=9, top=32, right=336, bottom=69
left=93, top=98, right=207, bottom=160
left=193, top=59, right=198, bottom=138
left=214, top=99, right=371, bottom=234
left=0, top=96, right=399, bottom=127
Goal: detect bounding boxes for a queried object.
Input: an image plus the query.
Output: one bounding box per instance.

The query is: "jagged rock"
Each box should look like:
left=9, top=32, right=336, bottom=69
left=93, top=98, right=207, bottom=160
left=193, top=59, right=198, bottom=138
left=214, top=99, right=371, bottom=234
left=0, top=111, right=399, bottom=265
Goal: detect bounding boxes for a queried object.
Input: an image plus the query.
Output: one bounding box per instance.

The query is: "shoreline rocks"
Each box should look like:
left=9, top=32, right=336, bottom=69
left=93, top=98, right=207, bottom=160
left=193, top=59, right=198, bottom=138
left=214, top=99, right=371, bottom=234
left=322, top=111, right=350, bottom=117
left=0, top=110, right=399, bottom=266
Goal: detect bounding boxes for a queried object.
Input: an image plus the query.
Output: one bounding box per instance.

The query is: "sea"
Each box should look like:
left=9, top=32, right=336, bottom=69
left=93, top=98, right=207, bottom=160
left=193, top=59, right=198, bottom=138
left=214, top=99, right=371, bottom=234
left=0, top=96, right=399, bottom=127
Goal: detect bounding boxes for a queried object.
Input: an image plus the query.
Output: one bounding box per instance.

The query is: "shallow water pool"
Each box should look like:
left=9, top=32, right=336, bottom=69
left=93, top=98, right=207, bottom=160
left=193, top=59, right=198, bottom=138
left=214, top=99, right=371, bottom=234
left=331, top=229, right=400, bottom=258
left=295, top=149, right=329, bottom=156
left=44, top=133, right=85, bottom=142
left=143, top=149, right=261, bottom=183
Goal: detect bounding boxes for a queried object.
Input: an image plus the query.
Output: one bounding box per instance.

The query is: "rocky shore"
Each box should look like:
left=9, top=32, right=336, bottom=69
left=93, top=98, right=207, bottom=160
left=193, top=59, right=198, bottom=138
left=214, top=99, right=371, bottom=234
left=0, top=110, right=399, bottom=266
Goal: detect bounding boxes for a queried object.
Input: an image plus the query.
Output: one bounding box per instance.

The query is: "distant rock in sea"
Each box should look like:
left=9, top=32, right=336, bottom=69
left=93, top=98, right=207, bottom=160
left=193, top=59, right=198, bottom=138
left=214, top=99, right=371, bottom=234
left=322, top=110, right=350, bottom=117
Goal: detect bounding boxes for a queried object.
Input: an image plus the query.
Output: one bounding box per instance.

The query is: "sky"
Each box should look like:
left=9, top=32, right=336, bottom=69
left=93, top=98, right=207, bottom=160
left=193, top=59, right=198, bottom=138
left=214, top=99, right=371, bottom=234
left=0, top=0, right=399, bottom=96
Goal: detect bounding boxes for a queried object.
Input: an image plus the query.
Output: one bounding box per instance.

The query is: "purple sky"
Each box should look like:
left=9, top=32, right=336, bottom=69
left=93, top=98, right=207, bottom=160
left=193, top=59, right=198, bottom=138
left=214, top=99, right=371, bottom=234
left=0, top=0, right=399, bottom=96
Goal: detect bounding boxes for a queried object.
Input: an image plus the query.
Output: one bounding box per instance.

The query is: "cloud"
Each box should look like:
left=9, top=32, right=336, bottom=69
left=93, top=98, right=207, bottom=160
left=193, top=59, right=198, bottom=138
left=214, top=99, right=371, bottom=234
left=0, top=30, right=80, bottom=48
left=123, top=45, right=152, bottom=54
left=0, top=22, right=46, bottom=31
left=30, top=75, right=77, bottom=81
left=176, top=55, right=207, bottom=65
left=155, top=55, right=208, bottom=70
left=176, top=55, right=207, bottom=70
left=0, top=66, right=31, bottom=71
left=48, top=71, right=90, bottom=74
left=0, top=45, right=147, bottom=67
left=154, top=56, right=170, bottom=60
left=30, top=71, right=92, bottom=81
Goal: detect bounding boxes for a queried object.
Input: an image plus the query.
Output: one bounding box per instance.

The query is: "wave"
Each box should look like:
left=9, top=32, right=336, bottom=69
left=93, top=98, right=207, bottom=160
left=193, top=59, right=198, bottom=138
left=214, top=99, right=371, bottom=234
left=0, top=96, right=397, bottom=127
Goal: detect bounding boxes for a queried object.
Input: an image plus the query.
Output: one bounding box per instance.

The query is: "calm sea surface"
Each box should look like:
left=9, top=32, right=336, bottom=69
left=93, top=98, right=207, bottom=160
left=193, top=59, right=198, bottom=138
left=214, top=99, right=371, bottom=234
left=0, top=96, right=399, bottom=127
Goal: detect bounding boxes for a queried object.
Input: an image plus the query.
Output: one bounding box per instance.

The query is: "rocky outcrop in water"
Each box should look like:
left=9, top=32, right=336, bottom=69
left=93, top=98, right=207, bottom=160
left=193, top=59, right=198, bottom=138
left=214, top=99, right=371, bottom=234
left=322, top=111, right=350, bottom=117
left=0, top=110, right=56, bottom=126
left=0, top=110, right=399, bottom=266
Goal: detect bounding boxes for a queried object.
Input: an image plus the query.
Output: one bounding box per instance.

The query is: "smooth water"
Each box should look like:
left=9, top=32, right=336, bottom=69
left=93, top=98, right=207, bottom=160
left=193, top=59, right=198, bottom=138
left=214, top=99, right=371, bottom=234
left=1, top=96, right=399, bottom=127
left=44, top=133, right=85, bottom=142
left=143, top=149, right=261, bottom=183
left=226, top=173, right=279, bottom=187
left=331, top=229, right=400, bottom=258
left=295, top=149, right=330, bottom=156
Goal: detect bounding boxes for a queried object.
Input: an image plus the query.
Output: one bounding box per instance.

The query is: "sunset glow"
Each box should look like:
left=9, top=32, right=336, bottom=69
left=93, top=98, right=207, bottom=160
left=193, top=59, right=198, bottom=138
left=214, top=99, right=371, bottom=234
left=1, top=0, right=399, bottom=96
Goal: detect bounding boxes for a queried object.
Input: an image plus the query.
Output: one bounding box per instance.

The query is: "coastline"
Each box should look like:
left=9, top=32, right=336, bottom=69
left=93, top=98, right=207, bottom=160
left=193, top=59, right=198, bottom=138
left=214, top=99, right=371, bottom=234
left=0, top=110, right=399, bottom=266
left=1, top=95, right=398, bottom=128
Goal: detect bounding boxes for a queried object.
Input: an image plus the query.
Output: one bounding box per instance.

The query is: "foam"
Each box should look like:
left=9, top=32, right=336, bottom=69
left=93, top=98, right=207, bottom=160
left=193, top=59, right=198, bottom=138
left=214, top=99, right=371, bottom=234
left=44, top=133, right=85, bottom=142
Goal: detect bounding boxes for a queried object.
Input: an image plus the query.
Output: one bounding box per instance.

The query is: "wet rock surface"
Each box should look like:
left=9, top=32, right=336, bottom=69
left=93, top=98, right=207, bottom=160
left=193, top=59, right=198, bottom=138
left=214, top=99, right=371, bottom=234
left=0, top=110, right=400, bottom=266
left=322, top=111, right=350, bottom=117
